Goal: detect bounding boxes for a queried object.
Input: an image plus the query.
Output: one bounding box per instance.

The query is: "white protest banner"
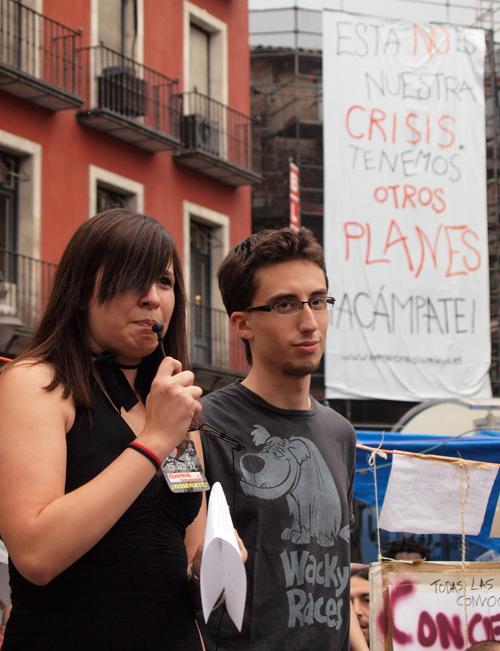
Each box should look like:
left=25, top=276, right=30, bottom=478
left=323, top=12, right=491, bottom=400
left=371, top=561, right=500, bottom=651
left=379, top=453, right=498, bottom=535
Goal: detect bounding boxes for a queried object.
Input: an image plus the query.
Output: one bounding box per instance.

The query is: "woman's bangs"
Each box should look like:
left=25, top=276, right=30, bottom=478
left=97, top=229, right=173, bottom=301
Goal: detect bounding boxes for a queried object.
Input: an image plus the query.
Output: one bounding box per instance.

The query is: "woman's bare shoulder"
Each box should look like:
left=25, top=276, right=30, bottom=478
left=0, top=359, right=75, bottom=425
left=0, top=358, right=55, bottom=388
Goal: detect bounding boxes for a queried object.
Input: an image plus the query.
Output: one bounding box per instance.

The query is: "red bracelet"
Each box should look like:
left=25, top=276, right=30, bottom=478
left=128, top=441, right=162, bottom=472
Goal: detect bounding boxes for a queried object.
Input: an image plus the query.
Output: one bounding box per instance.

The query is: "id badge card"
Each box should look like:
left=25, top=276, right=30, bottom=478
left=162, top=439, right=210, bottom=493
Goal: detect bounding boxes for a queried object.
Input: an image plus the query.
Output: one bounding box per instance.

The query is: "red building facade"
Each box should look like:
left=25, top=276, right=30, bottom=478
left=0, top=0, right=257, bottom=385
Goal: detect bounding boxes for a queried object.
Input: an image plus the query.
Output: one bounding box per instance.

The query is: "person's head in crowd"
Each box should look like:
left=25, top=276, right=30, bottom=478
left=22, top=207, right=188, bottom=409
left=216, top=227, right=327, bottom=364
left=384, top=536, right=430, bottom=561
left=350, top=566, right=370, bottom=645
left=466, top=642, right=500, bottom=651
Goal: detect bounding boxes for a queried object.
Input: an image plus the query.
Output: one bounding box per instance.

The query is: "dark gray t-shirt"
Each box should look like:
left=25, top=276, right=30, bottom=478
left=199, top=381, right=356, bottom=651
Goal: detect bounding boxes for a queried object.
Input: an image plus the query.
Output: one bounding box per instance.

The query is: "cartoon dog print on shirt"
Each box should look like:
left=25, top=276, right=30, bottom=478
left=239, top=425, right=350, bottom=547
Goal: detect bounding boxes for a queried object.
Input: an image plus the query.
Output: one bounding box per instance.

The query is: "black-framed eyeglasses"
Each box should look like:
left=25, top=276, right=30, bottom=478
left=188, top=421, right=245, bottom=450
left=244, top=296, right=336, bottom=317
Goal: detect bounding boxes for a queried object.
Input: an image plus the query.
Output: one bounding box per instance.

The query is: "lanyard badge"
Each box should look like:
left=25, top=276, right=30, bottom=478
left=162, top=439, right=209, bottom=493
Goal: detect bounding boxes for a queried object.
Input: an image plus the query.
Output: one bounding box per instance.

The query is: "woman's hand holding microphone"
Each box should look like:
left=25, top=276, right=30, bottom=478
left=139, top=355, right=203, bottom=464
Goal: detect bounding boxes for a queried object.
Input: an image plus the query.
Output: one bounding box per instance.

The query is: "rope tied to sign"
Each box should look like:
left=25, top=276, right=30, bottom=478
left=367, top=431, right=387, bottom=562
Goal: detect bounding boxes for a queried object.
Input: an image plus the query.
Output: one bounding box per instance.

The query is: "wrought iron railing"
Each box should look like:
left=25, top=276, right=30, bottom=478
left=189, top=302, right=248, bottom=375
left=0, top=0, right=81, bottom=95
left=0, top=249, right=57, bottom=327
left=80, top=44, right=182, bottom=140
left=181, top=90, right=261, bottom=174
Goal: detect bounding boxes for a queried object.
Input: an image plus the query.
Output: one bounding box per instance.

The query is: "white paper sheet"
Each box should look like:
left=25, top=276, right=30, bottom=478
left=200, top=482, right=247, bottom=631
left=379, top=454, right=498, bottom=535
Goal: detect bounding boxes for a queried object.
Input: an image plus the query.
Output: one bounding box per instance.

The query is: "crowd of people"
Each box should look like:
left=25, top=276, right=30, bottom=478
left=0, top=209, right=496, bottom=650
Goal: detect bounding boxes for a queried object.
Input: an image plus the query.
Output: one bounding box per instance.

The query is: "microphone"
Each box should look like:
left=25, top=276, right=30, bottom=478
left=152, top=322, right=166, bottom=358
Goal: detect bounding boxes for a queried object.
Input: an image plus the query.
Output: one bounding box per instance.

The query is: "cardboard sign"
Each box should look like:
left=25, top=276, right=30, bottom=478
left=370, top=560, right=500, bottom=650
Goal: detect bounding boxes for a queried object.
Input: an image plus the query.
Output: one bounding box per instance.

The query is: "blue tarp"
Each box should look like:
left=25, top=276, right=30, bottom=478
left=354, top=429, right=500, bottom=554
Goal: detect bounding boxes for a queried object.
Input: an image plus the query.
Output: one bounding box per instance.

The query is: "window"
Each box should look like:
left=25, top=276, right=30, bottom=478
left=96, top=183, right=133, bottom=212
left=89, top=166, right=143, bottom=217
left=0, top=131, right=41, bottom=337
left=190, top=221, right=213, bottom=364
left=189, top=24, right=210, bottom=96
left=98, top=0, right=138, bottom=58
left=184, top=2, right=227, bottom=105
left=183, top=202, right=229, bottom=368
left=0, top=152, right=20, bottom=287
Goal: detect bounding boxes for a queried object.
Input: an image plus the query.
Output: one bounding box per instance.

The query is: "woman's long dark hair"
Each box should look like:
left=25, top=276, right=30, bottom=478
left=15, top=209, right=188, bottom=409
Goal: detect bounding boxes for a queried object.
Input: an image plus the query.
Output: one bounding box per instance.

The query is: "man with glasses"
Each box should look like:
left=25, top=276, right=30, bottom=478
left=199, top=228, right=356, bottom=650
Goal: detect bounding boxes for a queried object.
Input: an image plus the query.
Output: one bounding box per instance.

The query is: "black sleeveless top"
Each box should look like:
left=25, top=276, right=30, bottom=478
left=4, top=384, right=203, bottom=651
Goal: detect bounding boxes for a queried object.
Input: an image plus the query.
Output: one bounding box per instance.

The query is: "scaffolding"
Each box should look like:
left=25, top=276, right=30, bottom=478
left=474, top=0, right=500, bottom=40
left=251, top=8, right=324, bottom=243
left=250, top=4, right=500, bottom=410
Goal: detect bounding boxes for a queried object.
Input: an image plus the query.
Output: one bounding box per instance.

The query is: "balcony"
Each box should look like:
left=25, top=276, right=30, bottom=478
left=77, top=45, right=182, bottom=152
left=0, top=248, right=57, bottom=354
left=0, top=0, right=82, bottom=110
left=174, top=90, right=262, bottom=186
left=189, top=303, right=248, bottom=391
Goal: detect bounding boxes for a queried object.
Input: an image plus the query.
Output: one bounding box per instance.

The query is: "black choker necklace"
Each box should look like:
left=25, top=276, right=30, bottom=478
left=115, top=361, right=141, bottom=370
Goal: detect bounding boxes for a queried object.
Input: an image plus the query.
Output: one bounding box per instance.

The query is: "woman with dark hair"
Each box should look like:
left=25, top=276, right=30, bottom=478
left=0, top=209, right=206, bottom=650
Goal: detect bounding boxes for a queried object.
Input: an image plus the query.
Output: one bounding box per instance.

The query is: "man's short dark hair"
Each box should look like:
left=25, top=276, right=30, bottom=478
left=351, top=566, right=369, bottom=581
left=383, top=536, right=430, bottom=560
left=217, top=227, right=327, bottom=364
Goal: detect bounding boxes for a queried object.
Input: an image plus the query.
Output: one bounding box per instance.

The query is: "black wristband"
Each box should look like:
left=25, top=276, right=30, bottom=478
left=128, top=441, right=162, bottom=472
